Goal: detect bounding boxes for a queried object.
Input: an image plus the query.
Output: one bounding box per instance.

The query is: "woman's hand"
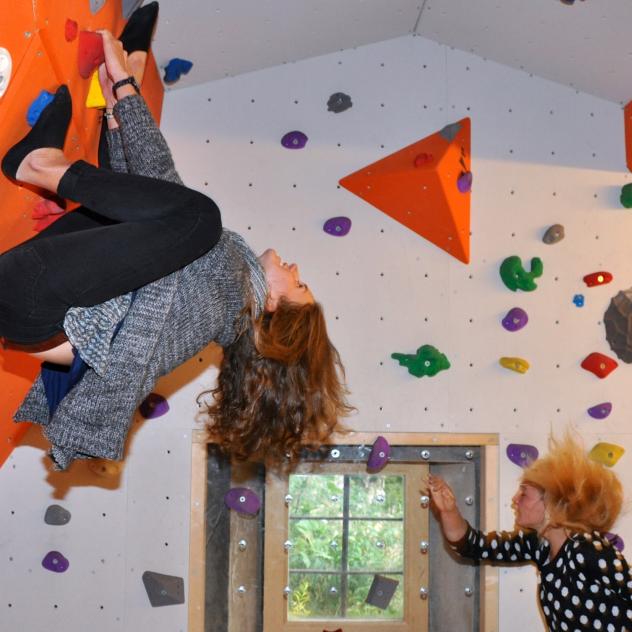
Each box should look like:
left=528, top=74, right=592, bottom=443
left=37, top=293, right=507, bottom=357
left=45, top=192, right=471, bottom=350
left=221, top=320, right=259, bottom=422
left=98, top=61, right=116, bottom=110
left=96, top=30, right=131, bottom=84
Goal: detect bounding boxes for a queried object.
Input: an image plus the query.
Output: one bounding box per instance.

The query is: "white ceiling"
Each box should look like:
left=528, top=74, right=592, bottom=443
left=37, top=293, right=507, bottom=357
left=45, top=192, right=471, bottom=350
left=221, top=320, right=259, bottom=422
left=151, top=0, right=632, bottom=105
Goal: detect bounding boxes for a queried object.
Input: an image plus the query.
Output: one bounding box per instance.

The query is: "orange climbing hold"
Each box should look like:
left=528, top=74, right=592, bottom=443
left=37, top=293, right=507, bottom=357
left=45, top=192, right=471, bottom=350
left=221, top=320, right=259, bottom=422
left=339, top=118, right=471, bottom=263
left=77, top=31, right=104, bottom=79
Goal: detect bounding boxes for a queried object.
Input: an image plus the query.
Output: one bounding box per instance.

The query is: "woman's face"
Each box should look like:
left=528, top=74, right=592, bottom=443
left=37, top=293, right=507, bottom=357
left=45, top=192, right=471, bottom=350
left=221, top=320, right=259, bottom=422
left=259, top=249, right=314, bottom=310
left=511, top=483, right=546, bottom=530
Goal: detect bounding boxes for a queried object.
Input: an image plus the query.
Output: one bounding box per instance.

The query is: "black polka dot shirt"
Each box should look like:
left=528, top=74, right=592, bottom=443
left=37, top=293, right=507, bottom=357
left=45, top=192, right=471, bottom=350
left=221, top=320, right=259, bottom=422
left=452, top=523, right=632, bottom=631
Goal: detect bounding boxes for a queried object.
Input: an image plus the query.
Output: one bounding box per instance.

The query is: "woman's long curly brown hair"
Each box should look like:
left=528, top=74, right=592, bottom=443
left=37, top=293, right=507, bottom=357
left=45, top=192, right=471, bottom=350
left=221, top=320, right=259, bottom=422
left=201, top=299, right=353, bottom=467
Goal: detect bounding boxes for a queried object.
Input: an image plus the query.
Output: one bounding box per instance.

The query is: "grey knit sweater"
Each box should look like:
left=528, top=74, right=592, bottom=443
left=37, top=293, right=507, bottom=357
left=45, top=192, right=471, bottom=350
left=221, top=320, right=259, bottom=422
left=13, top=95, right=268, bottom=470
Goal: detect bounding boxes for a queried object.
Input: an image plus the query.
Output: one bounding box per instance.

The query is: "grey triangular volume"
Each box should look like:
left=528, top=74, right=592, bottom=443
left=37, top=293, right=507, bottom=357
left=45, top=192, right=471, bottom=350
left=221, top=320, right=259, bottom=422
left=123, top=0, right=145, bottom=19
left=142, top=571, right=185, bottom=607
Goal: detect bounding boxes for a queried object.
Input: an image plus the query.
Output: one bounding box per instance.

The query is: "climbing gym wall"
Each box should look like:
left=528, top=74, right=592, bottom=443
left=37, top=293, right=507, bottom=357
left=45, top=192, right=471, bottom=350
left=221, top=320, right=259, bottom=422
left=1, top=30, right=631, bottom=632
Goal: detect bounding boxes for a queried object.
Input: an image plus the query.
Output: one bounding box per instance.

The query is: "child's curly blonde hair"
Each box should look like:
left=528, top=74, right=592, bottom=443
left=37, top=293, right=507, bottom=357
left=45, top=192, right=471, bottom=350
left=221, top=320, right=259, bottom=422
left=522, top=432, right=623, bottom=534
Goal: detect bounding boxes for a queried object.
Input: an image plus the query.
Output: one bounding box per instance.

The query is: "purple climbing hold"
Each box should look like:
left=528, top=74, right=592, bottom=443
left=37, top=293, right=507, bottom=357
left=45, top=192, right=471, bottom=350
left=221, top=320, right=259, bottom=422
left=27, top=90, right=55, bottom=127
left=367, top=436, right=390, bottom=472
left=139, top=392, right=169, bottom=419
left=587, top=402, right=612, bottom=419
left=42, top=551, right=69, bottom=573
left=502, top=307, right=528, bottom=332
left=457, top=171, right=473, bottom=193
left=224, top=487, right=261, bottom=516
left=605, top=532, right=625, bottom=552
left=323, top=216, right=351, bottom=237
left=506, top=443, right=539, bottom=468
left=281, top=131, right=308, bottom=149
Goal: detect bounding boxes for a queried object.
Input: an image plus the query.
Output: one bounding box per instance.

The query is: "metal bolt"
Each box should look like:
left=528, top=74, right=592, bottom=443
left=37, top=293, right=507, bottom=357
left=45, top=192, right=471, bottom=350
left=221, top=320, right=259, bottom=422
left=420, top=449, right=430, bottom=460
left=329, top=586, right=338, bottom=595
left=283, top=586, right=292, bottom=597
left=283, top=540, right=293, bottom=551
left=420, top=495, right=430, bottom=508
left=419, top=587, right=429, bottom=599
left=419, top=540, right=429, bottom=553
left=375, top=540, right=385, bottom=549
left=237, top=585, right=247, bottom=595
left=464, top=449, right=474, bottom=460
left=330, top=448, right=341, bottom=458
left=238, top=539, right=247, bottom=551
left=464, top=496, right=474, bottom=506
left=330, top=495, right=340, bottom=503
left=375, top=493, right=385, bottom=503
left=464, top=586, right=473, bottom=597
left=330, top=540, right=338, bottom=549
left=284, top=493, right=293, bottom=505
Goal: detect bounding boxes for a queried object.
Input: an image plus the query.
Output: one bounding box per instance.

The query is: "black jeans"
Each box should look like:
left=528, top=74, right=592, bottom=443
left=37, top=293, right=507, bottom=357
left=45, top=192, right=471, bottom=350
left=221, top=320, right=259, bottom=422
left=0, top=160, right=222, bottom=345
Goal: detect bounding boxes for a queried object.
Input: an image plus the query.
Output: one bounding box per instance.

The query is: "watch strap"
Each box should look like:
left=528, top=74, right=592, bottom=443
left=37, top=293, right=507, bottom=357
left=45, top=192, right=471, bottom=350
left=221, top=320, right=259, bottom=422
left=112, top=76, right=141, bottom=98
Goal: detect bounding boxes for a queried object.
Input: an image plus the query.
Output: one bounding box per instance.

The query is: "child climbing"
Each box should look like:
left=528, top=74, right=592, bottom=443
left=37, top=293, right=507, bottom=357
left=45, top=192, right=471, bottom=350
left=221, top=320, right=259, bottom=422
left=0, top=8, right=351, bottom=470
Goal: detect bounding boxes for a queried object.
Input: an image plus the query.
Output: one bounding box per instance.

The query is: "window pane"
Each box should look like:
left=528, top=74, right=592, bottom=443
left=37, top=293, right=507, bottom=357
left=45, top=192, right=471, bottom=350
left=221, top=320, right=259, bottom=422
left=349, top=475, right=404, bottom=518
left=288, top=572, right=342, bottom=619
left=347, top=520, right=404, bottom=572
left=289, top=474, right=344, bottom=517
left=346, top=573, right=404, bottom=619
left=289, top=519, right=343, bottom=571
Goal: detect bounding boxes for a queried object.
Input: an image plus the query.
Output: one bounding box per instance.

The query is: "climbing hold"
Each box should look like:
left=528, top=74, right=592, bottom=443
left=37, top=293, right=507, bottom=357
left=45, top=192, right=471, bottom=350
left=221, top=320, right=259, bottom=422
left=88, top=459, right=124, bottom=477
left=224, top=487, right=261, bottom=516
left=583, top=271, right=613, bottom=288
left=457, top=171, right=473, bottom=193
left=604, top=287, right=632, bottom=363
left=542, top=224, right=565, bottom=245
left=139, top=392, right=169, bottom=419
left=367, top=436, right=390, bottom=472
left=27, top=90, right=55, bottom=127
left=365, top=574, right=399, bottom=609
left=587, top=402, right=612, bottom=419
left=499, top=256, right=543, bottom=292
left=42, top=551, right=69, bottom=573
left=123, top=0, right=145, bottom=19
left=32, top=198, right=65, bottom=232
left=391, top=345, right=450, bottom=378
left=499, top=357, right=530, bottom=373
left=65, top=19, right=78, bottom=42
left=163, top=58, right=193, bottom=84
left=506, top=444, right=539, bottom=468
left=501, top=307, right=528, bottom=332
left=340, top=118, right=472, bottom=263
left=621, top=184, right=632, bottom=209
left=142, top=571, right=185, bottom=607
left=589, top=442, right=624, bottom=467
left=604, top=532, right=625, bottom=552
left=581, top=352, right=618, bottom=379
left=281, top=130, right=308, bottom=149
left=413, top=152, right=434, bottom=167
left=0, top=47, right=12, bottom=99
left=323, top=216, right=351, bottom=237
left=85, top=71, right=106, bottom=108
left=89, top=0, right=106, bottom=14
left=44, top=504, right=71, bottom=526
left=327, top=92, right=352, bottom=113
left=573, top=294, right=585, bottom=307
left=78, top=31, right=104, bottom=79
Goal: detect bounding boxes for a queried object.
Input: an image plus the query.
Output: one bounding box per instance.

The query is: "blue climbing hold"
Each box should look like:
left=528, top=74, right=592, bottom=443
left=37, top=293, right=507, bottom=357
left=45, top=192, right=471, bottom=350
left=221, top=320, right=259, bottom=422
left=163, top=58, right=193, bottom=84
left=573, top=294, right=585, bottom=307
left=27, top=90, right=55, bottom=126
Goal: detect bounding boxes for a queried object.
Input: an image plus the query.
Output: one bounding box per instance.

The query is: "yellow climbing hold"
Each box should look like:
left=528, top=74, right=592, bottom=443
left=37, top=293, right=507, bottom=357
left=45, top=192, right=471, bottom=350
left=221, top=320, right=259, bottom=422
left=499, top=356, right=530, bottom=373
left=85, top=70, right=106, bottom=108
left=589, top=442, right=624, bottom=468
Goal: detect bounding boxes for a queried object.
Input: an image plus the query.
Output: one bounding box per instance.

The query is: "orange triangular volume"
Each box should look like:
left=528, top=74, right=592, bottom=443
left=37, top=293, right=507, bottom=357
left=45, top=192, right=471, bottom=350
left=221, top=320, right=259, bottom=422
left=339, top=118, right=471, bottom=263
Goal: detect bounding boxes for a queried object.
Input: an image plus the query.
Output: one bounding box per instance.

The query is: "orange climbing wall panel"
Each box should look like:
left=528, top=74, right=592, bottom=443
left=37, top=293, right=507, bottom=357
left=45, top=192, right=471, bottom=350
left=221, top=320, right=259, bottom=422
left=340, top=118, right=471, bottom=264
left=0, top=0, right=165, bottom=469
left=625, top=101, right=632, bottom=173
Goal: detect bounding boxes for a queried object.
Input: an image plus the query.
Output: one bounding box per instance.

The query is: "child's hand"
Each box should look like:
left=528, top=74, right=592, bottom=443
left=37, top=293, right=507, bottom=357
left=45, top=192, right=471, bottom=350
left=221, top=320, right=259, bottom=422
left=426, top=474, right=458, bottom=514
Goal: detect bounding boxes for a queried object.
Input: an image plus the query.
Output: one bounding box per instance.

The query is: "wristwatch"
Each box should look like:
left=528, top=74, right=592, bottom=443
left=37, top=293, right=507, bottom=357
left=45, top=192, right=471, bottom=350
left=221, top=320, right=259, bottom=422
left=112, top=76, right=141, bottom=98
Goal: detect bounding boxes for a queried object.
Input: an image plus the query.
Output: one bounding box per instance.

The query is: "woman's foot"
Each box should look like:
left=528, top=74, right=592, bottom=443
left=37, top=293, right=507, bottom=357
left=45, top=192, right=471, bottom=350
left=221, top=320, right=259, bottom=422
left=120, top=1, right=159, bottom=54
left=2, top=85, right=72, bottom=181
left=14, top=147, right=70, bottom=190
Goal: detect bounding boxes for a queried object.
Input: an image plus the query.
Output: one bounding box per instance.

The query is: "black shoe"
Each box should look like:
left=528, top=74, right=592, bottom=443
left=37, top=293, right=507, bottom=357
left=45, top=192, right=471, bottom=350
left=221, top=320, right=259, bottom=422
left=120, top=1, right=159, bottom=53
left=2, top=85, right=72, bottom=180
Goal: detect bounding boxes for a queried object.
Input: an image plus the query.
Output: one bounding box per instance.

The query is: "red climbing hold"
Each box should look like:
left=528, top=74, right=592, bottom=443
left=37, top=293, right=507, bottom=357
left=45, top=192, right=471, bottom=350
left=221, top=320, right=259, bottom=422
left=78, top=31, right=104, bottom=79
left=414, top=152, right=434, bottom=167
left=32, top=199, right=65, bottom=232
left=65, top=19, right=78, bottom=42
left=583, top=271, right=613, bottom=287
left=581, top=352, right=618, bottom=379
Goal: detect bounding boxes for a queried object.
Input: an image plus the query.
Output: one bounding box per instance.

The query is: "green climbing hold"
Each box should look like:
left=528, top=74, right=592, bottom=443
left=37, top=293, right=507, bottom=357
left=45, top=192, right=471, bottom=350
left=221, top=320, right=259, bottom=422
left=391, top=345, right=450, bottom=378
left=620, top=183, right=632, bottom=208
left=500, top=256, right=543, bottom=292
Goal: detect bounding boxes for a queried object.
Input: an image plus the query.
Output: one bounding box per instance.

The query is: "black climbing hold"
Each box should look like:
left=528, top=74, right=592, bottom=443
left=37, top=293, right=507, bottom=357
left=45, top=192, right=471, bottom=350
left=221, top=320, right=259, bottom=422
left=142, top=571, right=185, bottom=607
left=327, top=92, right=352, bottom=113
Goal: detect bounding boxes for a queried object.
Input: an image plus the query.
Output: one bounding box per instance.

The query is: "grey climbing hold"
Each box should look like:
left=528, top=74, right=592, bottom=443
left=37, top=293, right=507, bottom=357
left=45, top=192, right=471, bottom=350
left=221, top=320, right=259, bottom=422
left=123, top=0, right=144, bottom=18
left=89, top=0, right=106, bottom=15
left=327, top=92, right=352, bottom=113
left=142, top=571, right=185, bottom=607
left=439, top=122, right=461, bottom=142
left=542, top=224, right=565, bottom=245
left=604, top=287, right=632, bottom=363
left=44, top=504, right=71, bottom=526
left=365, top=574, right=399, bottom=609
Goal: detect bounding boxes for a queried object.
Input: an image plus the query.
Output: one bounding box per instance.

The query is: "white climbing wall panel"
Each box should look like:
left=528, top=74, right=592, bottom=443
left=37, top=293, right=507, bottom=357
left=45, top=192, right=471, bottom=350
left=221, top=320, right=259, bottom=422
left=1, top=33, right=631, bottom=632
